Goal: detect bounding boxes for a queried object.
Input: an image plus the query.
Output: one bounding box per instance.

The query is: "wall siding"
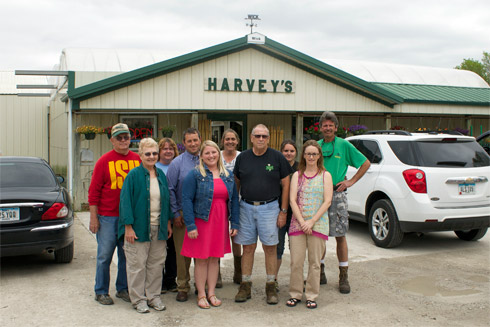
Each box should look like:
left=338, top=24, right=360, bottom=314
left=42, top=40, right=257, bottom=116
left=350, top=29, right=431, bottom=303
left=79, top=48, right=390, bottom=113
left=0, top=95, right=48, bottom=159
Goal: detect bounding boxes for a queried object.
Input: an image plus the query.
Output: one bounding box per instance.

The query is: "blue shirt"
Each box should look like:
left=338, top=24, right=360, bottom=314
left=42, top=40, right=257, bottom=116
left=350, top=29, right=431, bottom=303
left=166, top=151, right=200, bottom=219
left=155, top=161, right=170, bottom=174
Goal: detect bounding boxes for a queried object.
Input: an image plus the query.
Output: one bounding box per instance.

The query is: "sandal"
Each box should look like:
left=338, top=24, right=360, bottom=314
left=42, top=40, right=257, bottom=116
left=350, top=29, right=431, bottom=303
left=306, top=300, right=317, bottom=309
left=207, top=294, right=222, bottom=307
left=197, top=296, right=210, bottom=309
left=286, top=298, right=301, bottom=307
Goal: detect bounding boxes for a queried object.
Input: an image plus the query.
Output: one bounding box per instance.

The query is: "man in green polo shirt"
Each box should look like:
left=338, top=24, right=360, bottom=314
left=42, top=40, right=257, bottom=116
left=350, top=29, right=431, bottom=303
left=318, top=111, right=370, bottom=294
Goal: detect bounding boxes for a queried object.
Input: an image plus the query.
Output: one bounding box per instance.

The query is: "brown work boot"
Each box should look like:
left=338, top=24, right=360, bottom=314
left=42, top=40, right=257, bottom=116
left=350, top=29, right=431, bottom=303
left=265, top=282, right=278, bottom=305
left=216, top=268, right=223, bottom=288
left=320, top=263, right=327, bottom=285
left=233, top=256, right=242, bottom=284
left=339, top=266, right=351, bottom=294
left=235, top=281, right=252, bottom=302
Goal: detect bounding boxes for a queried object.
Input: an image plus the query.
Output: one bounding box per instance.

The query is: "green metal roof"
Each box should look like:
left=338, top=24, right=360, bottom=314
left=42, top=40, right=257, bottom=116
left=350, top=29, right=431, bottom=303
left=67, top=35, right=403, bottom=108
left=373, top=83, right=490, bottom=106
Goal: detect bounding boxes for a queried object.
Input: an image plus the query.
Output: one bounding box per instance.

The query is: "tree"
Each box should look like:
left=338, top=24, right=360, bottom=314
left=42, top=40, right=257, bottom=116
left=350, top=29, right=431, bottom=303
left=455, top=51, right=490, bottom=85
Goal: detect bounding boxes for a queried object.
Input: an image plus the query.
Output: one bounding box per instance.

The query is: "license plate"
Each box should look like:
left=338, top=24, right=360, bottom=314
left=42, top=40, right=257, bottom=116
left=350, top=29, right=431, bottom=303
left=0, top=207, right=20, bottom=221
left=459, top=183, right=475, bottom=195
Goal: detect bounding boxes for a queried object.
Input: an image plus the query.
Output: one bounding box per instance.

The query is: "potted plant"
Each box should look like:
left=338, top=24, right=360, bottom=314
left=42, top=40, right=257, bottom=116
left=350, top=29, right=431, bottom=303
left=101, top=126, right=113, bottom=139
left=304, top=122, right=322, bottom=140
left=335, top=126, right=349, bottom=138
left=75, top=125, right=101, bottom=140
left=160, top=126, right=175, bottom=138
left=348, top=124, right=368, bottom=136
left=390, top=125, right=406, bottom=131
left=454, top=127, right=469, bottom=135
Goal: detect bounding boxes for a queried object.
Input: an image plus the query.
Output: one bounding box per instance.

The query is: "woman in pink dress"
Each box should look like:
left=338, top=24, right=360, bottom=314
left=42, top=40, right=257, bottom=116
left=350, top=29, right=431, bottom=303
left=181, top=140, right=240, bottom=309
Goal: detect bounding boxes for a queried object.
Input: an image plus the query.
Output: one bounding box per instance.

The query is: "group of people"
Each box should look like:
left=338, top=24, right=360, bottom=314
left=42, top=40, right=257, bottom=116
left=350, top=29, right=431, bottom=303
left=88, top=111, right=370, bottom=312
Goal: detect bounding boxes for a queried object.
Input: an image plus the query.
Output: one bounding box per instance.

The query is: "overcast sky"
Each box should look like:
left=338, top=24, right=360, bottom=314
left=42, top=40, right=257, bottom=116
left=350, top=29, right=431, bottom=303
left=2, top=0, right=489, bottom=71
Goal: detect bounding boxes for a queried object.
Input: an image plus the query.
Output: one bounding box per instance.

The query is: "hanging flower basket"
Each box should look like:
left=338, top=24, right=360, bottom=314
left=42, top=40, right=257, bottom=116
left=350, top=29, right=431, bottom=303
left=84, top=133, right=96, bottom=140
left=161, top=130, right=173, bottom=138
left=304, top=123, right=321, bottom=140
left=348, top=125, right=368, bottom=136
left=101, top=126, right=113, bottom=139
left=160, top=126, right=175, bottom=138
left=75, top=125, right=102, bottom=140
left=336, top=127, right=349, bottom=139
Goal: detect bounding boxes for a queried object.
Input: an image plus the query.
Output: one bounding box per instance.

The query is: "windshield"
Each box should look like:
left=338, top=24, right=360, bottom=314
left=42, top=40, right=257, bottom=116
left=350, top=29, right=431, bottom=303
left=0, top=162, right=58, bottom=187
left=388, top=140, right=490, bottom=168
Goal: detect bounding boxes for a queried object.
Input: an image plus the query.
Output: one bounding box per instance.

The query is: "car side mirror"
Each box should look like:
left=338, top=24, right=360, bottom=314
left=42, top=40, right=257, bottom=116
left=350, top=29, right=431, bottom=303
left=57, top=176, right=65, bottom=184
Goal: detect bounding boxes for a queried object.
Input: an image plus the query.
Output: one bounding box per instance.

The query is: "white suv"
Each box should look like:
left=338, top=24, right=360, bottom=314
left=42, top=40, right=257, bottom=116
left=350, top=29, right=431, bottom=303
left=345, top=131, right=490, bottom=248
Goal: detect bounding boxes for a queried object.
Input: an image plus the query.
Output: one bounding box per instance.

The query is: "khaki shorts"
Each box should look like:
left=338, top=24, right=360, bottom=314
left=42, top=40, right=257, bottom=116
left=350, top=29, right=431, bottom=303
left=328, top=191, right=349, bottom=237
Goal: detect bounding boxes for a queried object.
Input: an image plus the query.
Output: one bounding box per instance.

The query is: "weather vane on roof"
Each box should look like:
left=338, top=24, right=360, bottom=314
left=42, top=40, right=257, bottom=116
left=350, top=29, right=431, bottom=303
left=245, top=14, right=260, bottom=34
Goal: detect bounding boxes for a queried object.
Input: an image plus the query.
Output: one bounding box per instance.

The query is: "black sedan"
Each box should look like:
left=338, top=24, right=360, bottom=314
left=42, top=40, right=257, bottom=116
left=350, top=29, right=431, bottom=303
left=0, top=157, right=74, bottom=263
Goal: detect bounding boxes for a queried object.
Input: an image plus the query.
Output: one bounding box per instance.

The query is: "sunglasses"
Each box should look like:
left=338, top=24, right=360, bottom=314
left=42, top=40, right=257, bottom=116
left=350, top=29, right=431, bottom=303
left=253, top=134, right=269, bottom=139
left=115, top=135, right=130, bottom=141
left=144, top=152, right=159, bottom=157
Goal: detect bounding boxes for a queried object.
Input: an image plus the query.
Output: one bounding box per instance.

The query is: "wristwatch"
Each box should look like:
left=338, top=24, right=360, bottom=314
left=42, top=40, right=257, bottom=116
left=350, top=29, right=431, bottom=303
left=280, top=208, right=288, bottom=213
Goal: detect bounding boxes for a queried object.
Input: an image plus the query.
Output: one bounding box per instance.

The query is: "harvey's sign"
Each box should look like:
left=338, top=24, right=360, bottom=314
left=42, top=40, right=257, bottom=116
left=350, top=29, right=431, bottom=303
left=205, top=77, right=294, bottom=93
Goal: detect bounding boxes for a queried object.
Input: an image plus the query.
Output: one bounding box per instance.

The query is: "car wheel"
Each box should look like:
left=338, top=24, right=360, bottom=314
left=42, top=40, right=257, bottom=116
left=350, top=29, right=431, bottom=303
left=54, top=241, right=74, bottom=263
left=368, top=199, right=404, bottom=248
left=455, top=228, right=488, bottom=241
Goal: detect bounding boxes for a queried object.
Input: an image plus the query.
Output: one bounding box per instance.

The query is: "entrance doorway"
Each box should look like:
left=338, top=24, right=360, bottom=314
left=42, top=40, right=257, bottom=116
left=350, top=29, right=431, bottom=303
left=207, top=114, right=247, bottom=151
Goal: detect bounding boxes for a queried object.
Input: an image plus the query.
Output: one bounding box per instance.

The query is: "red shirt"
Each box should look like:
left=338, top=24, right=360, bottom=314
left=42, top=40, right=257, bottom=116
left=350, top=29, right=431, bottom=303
left=88, top=150, right=141, bottom=216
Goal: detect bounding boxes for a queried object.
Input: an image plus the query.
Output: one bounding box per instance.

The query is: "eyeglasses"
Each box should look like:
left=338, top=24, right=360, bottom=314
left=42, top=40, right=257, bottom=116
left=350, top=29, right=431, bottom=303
left=144, top=152, right=159, bottom=157
left=115, top=135, right=130, bottom=141
left=304, top=153, right=320, bottom=157
left=253, top=134, right=269, bottom=139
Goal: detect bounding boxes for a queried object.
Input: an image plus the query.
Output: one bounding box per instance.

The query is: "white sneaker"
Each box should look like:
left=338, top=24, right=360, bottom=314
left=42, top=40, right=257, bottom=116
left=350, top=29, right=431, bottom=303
left=149, top=300, right=166, bottom=311
left=135, top=302, right=150, bottom=313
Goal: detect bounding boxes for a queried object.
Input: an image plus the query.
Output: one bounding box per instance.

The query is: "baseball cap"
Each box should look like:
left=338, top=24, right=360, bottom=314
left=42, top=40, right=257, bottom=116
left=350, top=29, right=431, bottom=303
left=111, top=123, right=130, bottom=138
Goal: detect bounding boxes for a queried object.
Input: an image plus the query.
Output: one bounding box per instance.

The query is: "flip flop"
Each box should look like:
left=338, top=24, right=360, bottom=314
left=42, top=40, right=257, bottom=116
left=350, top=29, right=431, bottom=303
left=197, top=296, right=210, bottom=309
left=286, top=298, right=301, bottom=307
left=306, top=300, right=317, bottom=309
left=207, top=294, right=222, bottom=307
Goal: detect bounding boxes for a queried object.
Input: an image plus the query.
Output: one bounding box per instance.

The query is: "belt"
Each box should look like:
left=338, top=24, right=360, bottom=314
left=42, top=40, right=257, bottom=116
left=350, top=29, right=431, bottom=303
left=242, top=197, right=279, bottom=206
left=333, top=184, right=345, bottom=192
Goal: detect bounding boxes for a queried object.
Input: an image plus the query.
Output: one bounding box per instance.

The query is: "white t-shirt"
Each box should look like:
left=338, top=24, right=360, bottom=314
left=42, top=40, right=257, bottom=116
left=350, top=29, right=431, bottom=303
left=221, top=150, right=240, bottom=172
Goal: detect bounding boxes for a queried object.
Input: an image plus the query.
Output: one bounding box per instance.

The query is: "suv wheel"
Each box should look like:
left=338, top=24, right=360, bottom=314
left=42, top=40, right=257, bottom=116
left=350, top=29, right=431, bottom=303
left=368, top=199, right=404, bottom=248
left=454, top=228, right=488, bottom=241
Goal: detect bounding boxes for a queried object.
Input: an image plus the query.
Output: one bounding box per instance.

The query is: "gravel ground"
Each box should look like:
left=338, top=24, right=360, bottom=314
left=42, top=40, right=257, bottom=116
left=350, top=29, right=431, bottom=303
left=0, top=212, right=488, bottom=327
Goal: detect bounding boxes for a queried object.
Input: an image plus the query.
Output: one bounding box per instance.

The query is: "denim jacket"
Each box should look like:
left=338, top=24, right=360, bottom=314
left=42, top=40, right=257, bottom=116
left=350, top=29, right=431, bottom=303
left=182, top=165, right=239, bottom=232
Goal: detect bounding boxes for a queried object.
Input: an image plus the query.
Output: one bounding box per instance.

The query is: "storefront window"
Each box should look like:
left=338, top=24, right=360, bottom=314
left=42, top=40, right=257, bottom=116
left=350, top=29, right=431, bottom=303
left=121, top=115, right=157, bottom=149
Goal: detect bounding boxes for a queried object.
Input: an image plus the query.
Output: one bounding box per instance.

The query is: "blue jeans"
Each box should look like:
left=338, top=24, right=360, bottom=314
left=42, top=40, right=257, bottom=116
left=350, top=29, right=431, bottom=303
left=277, top=215, right=291, bottom=259
left=94, top=215, right=127, bottom=295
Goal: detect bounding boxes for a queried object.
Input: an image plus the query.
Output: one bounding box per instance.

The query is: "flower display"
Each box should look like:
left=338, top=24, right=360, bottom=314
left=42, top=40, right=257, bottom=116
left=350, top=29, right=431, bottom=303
left=75, top=125, right=102, bottom=134
left=176, top=143, right=185, bottom=155
left=304, top=122, right=321, bottom=135
left=348, top=124, right=368, bottom=135
left=414, top=127, right=456, bottom=133
left=454, top=127, right=469, bottom=135
left=390, top=125, right=406, bottom=130
left=335, top=126, right=349, bottom=138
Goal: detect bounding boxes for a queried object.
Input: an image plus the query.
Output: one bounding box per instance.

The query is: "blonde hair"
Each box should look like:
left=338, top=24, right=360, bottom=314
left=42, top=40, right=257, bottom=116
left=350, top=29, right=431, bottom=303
left=138, top=138, right=158, bottom=155
left=198, top=140, right=229, bottom=177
